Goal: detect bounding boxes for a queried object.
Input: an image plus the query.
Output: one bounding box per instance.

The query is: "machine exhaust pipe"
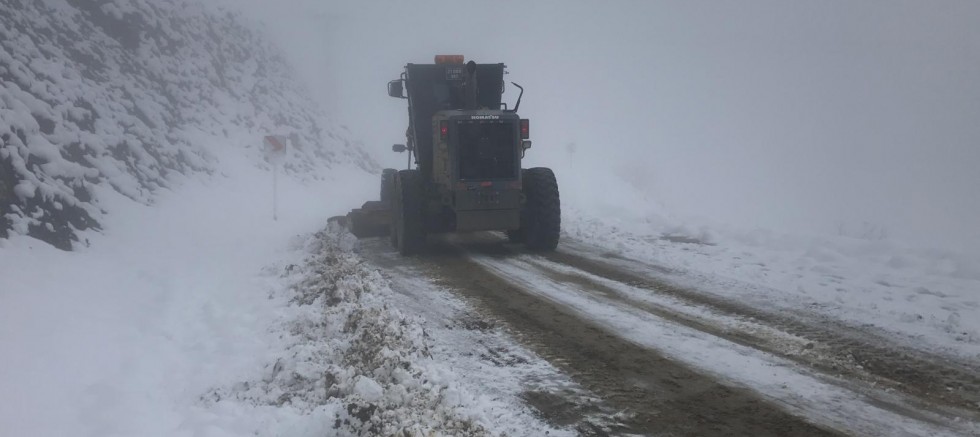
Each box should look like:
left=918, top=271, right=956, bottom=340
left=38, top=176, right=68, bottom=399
left=464, top=61, right=478, bottom=110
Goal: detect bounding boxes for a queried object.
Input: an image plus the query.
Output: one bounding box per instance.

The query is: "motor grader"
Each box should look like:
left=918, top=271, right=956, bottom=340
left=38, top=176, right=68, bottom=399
left=343, top=55, right=560, bottom=255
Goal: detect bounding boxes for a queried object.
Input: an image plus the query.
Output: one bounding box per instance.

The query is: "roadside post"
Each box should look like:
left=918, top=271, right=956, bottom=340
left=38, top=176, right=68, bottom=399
left=263, top=135, right=287, bottom=221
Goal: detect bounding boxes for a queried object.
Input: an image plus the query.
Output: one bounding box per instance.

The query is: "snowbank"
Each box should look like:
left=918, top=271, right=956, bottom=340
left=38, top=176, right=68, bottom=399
left=207, top=226, right=506, bottom=436
left=0, top=137, right=374, bottom=436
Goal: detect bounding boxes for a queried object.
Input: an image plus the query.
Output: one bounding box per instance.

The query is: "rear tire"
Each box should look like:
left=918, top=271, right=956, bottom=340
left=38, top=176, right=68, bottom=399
left=521, top=167, right=560, bottom=251
left=380, top=168, right=397, bottom=206
left=392, top=169, right=426, bottom=255
left=382, top=168, right=398, bottom=245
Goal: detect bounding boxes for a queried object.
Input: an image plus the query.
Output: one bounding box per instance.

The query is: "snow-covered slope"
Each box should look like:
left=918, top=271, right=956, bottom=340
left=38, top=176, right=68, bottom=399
left=0, top=0, right=375, bottom=249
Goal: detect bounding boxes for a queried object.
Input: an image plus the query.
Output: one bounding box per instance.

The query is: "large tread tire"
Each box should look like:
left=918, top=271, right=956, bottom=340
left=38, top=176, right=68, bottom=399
left=380, top=168, right=397, bottom=206
left=521, top=167, right=561, bottom=251
left=392, top=169, right=426, bottom=255
left=382, top=168, right=398, bottom=246
left=349, top=211, right=367, bottom=238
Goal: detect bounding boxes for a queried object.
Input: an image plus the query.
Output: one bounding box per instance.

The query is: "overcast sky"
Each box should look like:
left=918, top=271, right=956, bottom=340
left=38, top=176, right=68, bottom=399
left=223, top=0, right=980, bottom=249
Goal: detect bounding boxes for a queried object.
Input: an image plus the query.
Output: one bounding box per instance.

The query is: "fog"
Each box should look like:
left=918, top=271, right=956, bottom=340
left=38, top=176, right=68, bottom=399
left=225, top=0, right=980, bottom=249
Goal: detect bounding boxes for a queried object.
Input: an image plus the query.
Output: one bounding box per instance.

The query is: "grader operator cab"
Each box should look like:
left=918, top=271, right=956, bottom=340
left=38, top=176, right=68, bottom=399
left=343, top=55, right=560, bottom=255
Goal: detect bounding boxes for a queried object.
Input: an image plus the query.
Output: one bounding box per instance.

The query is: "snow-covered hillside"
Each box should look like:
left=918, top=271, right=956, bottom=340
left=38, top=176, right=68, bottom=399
left=0, top=0, right=375, bottom=249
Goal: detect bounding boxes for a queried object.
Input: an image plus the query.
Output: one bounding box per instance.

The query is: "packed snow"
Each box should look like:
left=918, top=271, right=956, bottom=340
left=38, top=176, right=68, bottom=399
left=472, top=253, right=978, bottom=436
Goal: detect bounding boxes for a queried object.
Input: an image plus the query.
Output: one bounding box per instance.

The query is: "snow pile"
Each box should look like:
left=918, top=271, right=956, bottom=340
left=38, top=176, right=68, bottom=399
left=0, top=0, right=374, bottom=249
left=206, top=225, right=525, bottom=436
left=564, top=213, right=980, bottom=361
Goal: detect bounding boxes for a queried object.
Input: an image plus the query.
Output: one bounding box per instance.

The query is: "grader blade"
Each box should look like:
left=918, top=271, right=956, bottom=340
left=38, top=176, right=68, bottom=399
left=344, top=200, right=391, bottom=238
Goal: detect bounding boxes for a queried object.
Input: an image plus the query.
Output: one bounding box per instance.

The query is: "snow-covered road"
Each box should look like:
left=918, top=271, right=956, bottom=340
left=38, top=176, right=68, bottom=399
left=3, top=150, right=976, bottom=436
left=357, top=232, right=980, bottom=436
left=4, top=195, right=977, bottom=436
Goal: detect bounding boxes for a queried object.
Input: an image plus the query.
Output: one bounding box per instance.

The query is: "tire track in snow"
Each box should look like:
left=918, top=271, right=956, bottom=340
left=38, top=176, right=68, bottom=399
left=546, top=242, right=980, bottom=417
left=472, top=252, right=976, bottom=436
left=359, top=240, right=609, bottom=435
left=359, top=232, right=980, bottom=435
left=360, top=235, right=840, bottom=436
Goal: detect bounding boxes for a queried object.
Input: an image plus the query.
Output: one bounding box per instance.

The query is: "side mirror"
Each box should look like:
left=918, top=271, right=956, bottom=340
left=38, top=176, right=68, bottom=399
left=388, top=80, right=405, bottom=98
left=392, top=144, right=407, bottom=153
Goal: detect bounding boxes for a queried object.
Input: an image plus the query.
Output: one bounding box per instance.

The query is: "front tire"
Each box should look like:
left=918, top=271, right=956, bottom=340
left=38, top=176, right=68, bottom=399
left=521, top=167, right=560, bottom=251
left=392, top=169, right=426, bottom=255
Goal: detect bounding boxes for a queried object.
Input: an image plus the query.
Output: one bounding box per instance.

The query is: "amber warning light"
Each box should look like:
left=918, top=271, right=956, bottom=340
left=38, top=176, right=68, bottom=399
left=435, top=55, right=464, bottom=64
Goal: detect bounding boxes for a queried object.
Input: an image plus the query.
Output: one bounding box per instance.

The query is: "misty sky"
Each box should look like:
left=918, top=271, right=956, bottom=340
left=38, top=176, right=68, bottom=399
left=223, top=0, right=980, bottom=249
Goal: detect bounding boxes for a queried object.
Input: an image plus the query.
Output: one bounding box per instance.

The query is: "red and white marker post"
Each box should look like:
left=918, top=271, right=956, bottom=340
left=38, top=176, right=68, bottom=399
left=263, top=135, right=287, bottom=221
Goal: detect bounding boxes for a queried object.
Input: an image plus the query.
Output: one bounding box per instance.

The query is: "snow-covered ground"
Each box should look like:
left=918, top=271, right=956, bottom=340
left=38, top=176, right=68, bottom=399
left=4, top=2, right=979, bottom=435
left=6, top=154, right=976, bottom=435
left=0, top=142, right=569, bottom=436
left=564, top=207, right=980, bottom=363
left=472, top=253, right=977, bottom=436
left=0, top=143, right=368, bottom=436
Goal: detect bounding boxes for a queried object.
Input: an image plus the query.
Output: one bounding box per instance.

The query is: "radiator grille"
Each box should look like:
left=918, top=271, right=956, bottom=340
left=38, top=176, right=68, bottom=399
left=457, top=122, right=517, bottom=180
